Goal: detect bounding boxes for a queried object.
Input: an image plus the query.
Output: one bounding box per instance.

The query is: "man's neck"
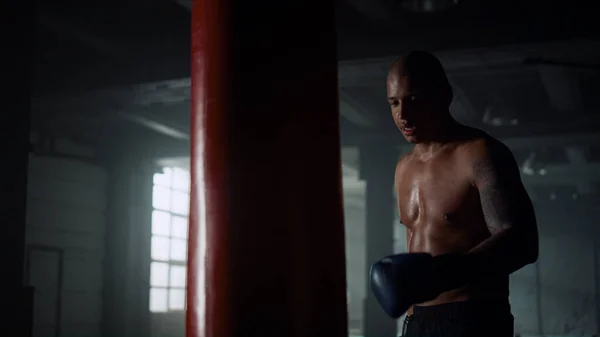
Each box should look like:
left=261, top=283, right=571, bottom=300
left=414, top=116, right=463, bottom=157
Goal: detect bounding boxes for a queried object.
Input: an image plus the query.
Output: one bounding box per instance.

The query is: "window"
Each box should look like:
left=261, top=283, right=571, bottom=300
left=149, top=167, right=190, bottom=313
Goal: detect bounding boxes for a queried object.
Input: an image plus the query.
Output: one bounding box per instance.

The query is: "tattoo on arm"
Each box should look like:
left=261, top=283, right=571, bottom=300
left=473, top=148, right=519, bottom=235
left=472, top=141, right=539, bottom=267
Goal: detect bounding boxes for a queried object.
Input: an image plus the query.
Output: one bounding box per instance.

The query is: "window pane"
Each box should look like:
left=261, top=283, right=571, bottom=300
left=153, top=186, right=171, bottom=211
left=171, top=216, right=188, bottom=239
left=153, top=168, right=173, bottom=187
left=151, top=236, right=170, bottom=261
left=170, top=238, right=187, bottom=261
left=150, top=262, right=169, bottom=287
left=169, top=288, right=186, bottom=311
left=171, top=191, right=189, bottom=215
left=150, top=287, right=168, bottom=312
left=152, top=211, right=171, bottom=236
left=170, top=265, right=187, bottom=288
left=173, top=168, right=190, bottom=192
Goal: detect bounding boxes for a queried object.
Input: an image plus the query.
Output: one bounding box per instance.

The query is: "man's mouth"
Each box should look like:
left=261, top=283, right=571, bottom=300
left=402, top=126, right=416, bottom=136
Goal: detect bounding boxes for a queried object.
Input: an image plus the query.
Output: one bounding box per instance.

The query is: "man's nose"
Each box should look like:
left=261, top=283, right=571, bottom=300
left=397, top=101, right=412, bottom=121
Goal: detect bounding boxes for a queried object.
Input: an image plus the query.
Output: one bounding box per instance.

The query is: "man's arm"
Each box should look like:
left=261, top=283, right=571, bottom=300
left=395, top=157, right=413, bottom=253
left=466, top=138, right=539, bottom=276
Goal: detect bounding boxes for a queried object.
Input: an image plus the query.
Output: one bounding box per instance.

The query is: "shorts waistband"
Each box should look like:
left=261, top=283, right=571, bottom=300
left=409, top=299, right=511, bottom=321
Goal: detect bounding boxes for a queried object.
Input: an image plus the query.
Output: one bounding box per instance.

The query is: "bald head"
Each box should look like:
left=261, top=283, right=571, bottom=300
left=386, top=51, right=455, bottom=143
left=388, top=50, right=452, bottom=102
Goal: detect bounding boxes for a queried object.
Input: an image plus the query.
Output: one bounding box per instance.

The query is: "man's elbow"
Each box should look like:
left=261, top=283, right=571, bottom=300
left=523, top=246, right=538, bottom=265
left=512, top=245, right=537, bottom=271
left=520, top=231, right=539, bottom=265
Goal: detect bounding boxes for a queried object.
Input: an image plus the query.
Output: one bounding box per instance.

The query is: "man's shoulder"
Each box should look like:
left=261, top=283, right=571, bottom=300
left=394, top=150, right=417, bottom=183
left=457, top=128, right=513, bottom=163
left=456, top=129, right=520, bottom=183
left=395, top=149, right=416, bottom=170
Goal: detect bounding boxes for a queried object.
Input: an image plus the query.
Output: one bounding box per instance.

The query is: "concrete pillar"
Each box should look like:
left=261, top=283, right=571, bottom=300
left=360, top=145, right=398, bottom=337
left=103, top=152, right=153, bottom=337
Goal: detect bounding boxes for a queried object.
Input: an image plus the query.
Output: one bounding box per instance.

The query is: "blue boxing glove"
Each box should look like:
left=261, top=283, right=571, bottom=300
left=369, top=253, right=472, bottom=319
left=369, top=253, right=439, bottom=318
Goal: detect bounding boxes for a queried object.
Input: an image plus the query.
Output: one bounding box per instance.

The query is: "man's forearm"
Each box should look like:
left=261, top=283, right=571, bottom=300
left=467, top=226, right=538, bottom=277
left=431, top=228, right=536, bottom=294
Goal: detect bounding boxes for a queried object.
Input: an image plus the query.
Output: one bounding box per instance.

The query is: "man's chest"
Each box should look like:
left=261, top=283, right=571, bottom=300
left=396, top=161, right=480, bottom=225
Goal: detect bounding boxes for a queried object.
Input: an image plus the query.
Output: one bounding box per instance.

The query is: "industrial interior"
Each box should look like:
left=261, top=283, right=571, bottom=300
left=9, top=0, right=600, bottom=336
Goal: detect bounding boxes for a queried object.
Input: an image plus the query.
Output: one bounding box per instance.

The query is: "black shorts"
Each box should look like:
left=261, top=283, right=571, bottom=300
left=402, top=299, right=514, bottom=337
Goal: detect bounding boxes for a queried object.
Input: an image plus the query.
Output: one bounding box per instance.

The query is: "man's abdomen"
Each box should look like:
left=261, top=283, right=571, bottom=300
left=406, top=219, right=508, bottom=307
left=418, top=276, right=509, bottom=307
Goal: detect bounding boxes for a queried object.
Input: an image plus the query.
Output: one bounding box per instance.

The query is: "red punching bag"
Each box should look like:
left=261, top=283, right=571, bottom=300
left=187, top=1, right=348, bottom=337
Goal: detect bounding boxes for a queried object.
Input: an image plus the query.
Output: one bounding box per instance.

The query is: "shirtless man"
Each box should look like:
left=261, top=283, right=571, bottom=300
left=369, top=51, right=539, bottom=337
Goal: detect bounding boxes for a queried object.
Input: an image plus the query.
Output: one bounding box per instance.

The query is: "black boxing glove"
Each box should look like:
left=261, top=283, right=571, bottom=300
left=369, top=253, right=440, bottom=318
left=370, top=252, right=475, bottom=319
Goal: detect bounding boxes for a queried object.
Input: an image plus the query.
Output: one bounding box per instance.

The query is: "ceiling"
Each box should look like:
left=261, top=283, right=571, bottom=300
left=30, top=0, right=600, bottom=197
left=32, top=0, right=595, bottom=93
left=338, top=39, right=600, bottom=138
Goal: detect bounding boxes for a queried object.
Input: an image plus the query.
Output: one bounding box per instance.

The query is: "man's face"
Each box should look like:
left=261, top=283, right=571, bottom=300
left=386, top=73, right=443, bottom=144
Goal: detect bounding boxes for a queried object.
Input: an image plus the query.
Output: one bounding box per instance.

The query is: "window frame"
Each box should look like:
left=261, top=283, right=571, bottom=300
left=149, top=167, right=190, bottom=313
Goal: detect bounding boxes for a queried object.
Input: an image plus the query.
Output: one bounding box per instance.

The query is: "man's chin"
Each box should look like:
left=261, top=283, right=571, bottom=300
left=403, top=135, right=420, bottom=144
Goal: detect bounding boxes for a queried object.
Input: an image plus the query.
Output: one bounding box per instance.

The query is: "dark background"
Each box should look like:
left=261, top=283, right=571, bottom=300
left=5, top=0, right=599, bottom=336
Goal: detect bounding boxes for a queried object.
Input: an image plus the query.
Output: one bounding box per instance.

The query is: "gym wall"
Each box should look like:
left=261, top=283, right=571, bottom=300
left=25, top=135, right=157, bottom=337
left=25, top=137, right=108, bottom=337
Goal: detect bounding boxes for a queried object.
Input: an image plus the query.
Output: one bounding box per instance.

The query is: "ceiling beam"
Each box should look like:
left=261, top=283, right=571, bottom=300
left=36, top=10, right=121, bottom=59
left=33, top=77, right=191, bottom=108
left=172, top=0, right=192, bottom=10
left=448, top=78, right=479, bottom=123
left=346, top=0, right=393, bottom=23
left=33, top=87, right=191, bottom=148
left=339, top=89, right=378, bottom=127
left=337, top=39, right=600, bottom=87
left=338, top=45, right=531, bottom=86
left=537, top=65, right=583, bottom=112
left=123, top=114, right=189, bottom=140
